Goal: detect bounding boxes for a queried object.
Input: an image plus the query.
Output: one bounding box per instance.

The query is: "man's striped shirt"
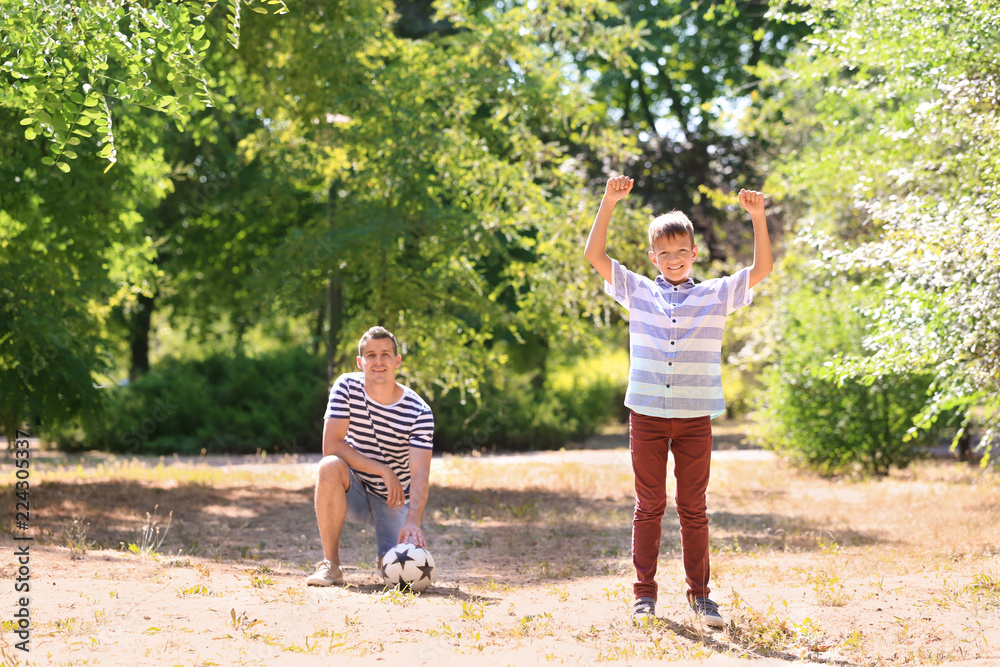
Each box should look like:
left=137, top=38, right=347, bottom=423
left=324, top=372, right=434, bottom=500
left=605, top=259, right=753, bottom=419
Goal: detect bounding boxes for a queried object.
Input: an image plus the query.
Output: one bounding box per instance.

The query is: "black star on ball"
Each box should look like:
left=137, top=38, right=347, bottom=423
left=417, top=562, right=433, bottom=581
left=392, top=548, right=415, bottom=566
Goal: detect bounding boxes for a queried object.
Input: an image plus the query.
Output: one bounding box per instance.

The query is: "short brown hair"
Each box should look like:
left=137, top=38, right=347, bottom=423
left=358, top=326, right=398, bottom=356
left=648, top=211, right=695, bottom=249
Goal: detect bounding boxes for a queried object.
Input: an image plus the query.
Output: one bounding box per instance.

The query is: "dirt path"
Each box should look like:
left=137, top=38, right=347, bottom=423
left=2, top=427, right=998, bottom=666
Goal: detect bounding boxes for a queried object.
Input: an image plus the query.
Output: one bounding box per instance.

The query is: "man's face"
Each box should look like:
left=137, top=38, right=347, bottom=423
left=356, top=337, right=401, bottom=385
left=649, top=233, right=698, bottom=285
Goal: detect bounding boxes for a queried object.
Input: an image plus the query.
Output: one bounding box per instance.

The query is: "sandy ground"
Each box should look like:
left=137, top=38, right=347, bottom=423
left=2, top=427, right=998, bottom=666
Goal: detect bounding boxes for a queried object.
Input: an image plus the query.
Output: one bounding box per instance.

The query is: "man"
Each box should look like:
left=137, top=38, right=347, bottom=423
left=306, top=326, right=435, bottom=586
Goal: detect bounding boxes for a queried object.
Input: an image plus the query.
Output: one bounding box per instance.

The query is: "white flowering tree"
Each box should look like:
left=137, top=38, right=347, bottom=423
left=755, top=0, right=1000, bottom=463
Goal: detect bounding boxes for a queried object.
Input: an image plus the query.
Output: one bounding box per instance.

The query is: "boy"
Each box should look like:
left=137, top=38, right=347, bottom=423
left=306, top=326, right=435, bottom=586
left=584, top=176, right=771, bottom=626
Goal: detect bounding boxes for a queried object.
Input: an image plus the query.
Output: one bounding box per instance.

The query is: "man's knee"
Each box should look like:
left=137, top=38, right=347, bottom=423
left=317, top=456, right=350, bottom=491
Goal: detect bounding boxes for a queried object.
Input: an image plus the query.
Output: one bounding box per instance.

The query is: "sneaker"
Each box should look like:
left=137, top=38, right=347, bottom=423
left=631, top=597, right=656, bottom=622
left=690, top=597, right=724, bottom=628
left=306, top=560, right=344, bottom=587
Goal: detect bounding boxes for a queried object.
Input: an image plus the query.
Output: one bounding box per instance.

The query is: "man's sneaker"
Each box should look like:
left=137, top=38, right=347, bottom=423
left=631, top=597, right=656, bottom=622
left=306, top=560, right=344, bottom=587
left=690, top=597, right=725, bottom=628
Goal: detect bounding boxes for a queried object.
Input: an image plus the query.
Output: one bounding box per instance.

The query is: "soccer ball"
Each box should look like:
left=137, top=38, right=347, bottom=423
left=381, top=543, right=435, bottom=592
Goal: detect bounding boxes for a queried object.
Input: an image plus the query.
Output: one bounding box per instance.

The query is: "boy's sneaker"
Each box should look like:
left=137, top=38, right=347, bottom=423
left=689, top=597, right=725, bottom=628
left=631, top=597, right=656, bottom=622
left=306, top=560, right=344, bottom=587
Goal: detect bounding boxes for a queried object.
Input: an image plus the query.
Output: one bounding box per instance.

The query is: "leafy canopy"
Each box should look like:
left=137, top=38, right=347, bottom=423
left=755, top=0, right=1000, bottom=461
left=0, top=0, right=286, bottom=172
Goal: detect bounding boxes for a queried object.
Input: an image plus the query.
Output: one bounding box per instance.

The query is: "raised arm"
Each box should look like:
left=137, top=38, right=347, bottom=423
left=584, top=176, right=633, bottom=284
left=739, top=189, right=772, bottom=288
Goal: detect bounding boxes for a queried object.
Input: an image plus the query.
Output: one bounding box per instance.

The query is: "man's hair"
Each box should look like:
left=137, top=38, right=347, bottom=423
left=358, top=326, right=398, bottom=357
left=648, top=211, right=695, bottom=249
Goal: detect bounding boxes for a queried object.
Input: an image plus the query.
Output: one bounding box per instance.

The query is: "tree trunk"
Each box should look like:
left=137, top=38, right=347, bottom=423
left=129, top=293, right=155, bottom=382
left=313, top=297, right=326, bottom=357
left=326, top=273, right=343, bottom=382
left=326, top=180, right=344, bottom=382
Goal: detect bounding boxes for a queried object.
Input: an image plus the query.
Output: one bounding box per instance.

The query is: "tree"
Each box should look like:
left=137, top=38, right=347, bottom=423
left=0, top=0, right=282, bottom=439
left=577, top=0, right=810, bottom=261
left=226, top=0, right=646, bottom=398
left=752, top=0, right=1000, bottom=462
left=0, top=108, right=166, bottom=438
left=0, top=0, right=286, bottom=171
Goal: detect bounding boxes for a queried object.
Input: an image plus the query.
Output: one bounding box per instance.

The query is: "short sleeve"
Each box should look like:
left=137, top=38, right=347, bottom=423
left=722, top=266, right=754, bottom=315
left=324, top=374, right=353, bottom=420
left=409, top=408, right=435, bottom=450
left=604, top=259, right=641, bottom=311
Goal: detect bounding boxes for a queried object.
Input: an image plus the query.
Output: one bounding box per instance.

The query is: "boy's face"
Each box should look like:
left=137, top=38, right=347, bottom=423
left=356, top=337, right=401, bottom=386
left=648, top=233, right=698, bottom=285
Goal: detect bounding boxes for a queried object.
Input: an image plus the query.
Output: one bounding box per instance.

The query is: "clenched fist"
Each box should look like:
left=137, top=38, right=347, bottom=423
left=604, top=175, right=634, bottom=203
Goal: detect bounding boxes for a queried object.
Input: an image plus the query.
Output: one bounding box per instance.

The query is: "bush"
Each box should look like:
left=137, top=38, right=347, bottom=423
left=59, top=348, right=328, bottom=455
left=57, top=346, right=630, bottom=456
left=431, top=349, right=629, bottom=453
left=754, top=285, right=939, bottom=476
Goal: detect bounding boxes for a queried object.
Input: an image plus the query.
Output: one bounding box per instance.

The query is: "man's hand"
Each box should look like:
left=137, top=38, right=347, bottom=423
left=397, top=521, right=426, bottom=548
left=739, top=189, right=765, bottom=217
left=604, top=175, right=634, bottom=203
left=381, top=467, right=405, bottom=509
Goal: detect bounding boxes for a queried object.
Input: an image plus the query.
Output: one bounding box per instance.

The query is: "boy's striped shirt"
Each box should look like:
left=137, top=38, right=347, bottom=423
left=605, top=260, right=753, bottom=419
left=324, top=372, right=434, bottom=500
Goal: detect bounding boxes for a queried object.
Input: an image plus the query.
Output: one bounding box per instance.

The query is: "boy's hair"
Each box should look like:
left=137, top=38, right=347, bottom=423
left=648, top=211, right=695, bottom=249
left=358, top=326, right=398, bottom=357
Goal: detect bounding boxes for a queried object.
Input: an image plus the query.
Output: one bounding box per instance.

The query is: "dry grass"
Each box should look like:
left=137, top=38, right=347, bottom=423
left=2, top=444, right=999, bottom=665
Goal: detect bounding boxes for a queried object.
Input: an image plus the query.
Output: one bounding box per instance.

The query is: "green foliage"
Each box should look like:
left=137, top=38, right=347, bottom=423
left=65, top=348, right=327, bottom=455
left=4, top=0, right=805, bottom=453
left=753, top=0, right=1000, bottom=460
left=0, top=0, right=283, bottom=170
left=232, top=0, right=645, bottom=400
left=578, top=0, right=811, bottom=260
left=0, top=108, right=166, bottom=441
left=754, top=280, right=939, bottom=476
left=432, top=348, right=629, bottom=452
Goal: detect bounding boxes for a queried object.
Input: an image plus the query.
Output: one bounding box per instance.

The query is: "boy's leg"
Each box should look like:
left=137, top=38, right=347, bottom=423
left=669, top=416, right=713, bottom=600
left=629, top=410, right=672, bottom=601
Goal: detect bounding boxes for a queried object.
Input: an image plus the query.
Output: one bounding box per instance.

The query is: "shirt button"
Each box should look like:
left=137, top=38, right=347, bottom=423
left=670, top=341, right=675, bottom=345
left=666, top=384, right=671, bottom=388
left=668, top=362, right=673, bottom=366
left=673, top=287, right=678, bottom=291
left=672, top=319, right=677, bottom=323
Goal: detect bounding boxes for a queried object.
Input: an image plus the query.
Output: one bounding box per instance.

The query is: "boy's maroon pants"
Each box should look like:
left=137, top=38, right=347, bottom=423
left=629, top=410, right=713, bottom=601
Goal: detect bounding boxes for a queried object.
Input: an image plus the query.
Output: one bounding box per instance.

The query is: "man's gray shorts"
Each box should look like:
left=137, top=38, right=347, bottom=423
left=344, top=467, right=408, bottom=561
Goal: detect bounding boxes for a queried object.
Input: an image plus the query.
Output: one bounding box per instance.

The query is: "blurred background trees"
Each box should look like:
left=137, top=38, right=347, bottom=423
left=3, top=0, right=995, bottom=472
left=743, top=0, right=1000, bottom=471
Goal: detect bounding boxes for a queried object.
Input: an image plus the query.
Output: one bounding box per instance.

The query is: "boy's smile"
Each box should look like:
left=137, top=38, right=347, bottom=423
left=649, top=234, right=698, bottom=285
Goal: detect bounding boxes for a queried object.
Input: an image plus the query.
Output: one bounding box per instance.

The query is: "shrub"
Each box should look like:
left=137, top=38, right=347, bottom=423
left=754, top=285, right=939, bottom=476
left=431, top=349, right=629, bottom=453
left=61, top=348, right=328, bottom=455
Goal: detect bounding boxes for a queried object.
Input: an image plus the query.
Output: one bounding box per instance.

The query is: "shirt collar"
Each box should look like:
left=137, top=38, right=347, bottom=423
left=654, top=275, right=696, bottom=289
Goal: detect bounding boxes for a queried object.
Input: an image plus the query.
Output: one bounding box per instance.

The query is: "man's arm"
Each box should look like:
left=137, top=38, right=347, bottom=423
left=322, top=417, right=406, bottom=509
left=584, top=176, right=633, bottom=284
left=397, top=446, right=432, bottom=547
left=739, top=189, right=772, bottom=288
